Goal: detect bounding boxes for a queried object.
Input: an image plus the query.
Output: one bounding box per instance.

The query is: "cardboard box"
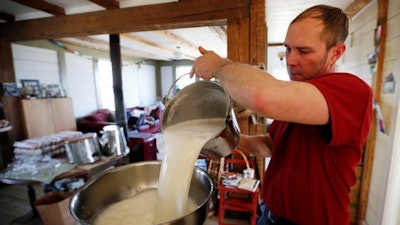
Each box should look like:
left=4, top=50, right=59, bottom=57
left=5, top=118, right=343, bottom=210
left=34, top=191, right=76, bottom=225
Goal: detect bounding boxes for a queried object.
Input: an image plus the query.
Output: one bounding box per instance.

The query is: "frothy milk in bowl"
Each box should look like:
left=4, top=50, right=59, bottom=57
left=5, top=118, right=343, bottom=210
left=74, top=81, right=239, bottom=225
left=94, top=118, right=225, bottom=225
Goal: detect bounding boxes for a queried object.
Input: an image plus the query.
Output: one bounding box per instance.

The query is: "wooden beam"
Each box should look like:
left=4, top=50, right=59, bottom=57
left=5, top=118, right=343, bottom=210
left=121, top=33, right=172, bottom=54
left=0, top=0, right=249, bottom=42
left=249, top=0, right=266, bottom=66
left=209, top=25, right=227, bottom=43
left=268, top=42, right=284, bottom=47
left=0, top=11, right=15, bottom=22
left=357, top=0, right=388, bottom=224
left=109, top=34, right=129, bottom=137
left=11, top=0, right=65, bottom=16
left=154, top=30, right=198, bottom=57
left=121, top=33, right=188, bottom=60
left=227, top=13, right=250, bottom=63
left=345, top=0, right=373, bottom=18
left=0, top=41, right=24, bottom=166
left=56, top=37, right=170, bottom=61
left=88, top=0, right=119, bottom=9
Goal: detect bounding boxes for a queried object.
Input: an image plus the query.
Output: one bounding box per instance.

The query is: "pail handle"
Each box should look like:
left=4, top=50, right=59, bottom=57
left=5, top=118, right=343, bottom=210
left=163, top=72, right=191, bottom=105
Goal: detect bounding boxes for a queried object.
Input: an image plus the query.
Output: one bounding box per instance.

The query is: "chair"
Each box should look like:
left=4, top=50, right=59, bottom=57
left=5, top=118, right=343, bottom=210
left=218, top=149, right=259, bottom=225
left=207, top=157, right=225, bottom=216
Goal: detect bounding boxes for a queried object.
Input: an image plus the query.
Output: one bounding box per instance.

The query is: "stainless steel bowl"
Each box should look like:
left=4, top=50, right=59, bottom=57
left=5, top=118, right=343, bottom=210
left=69, top=161, right=214, bottom=225
left=162, top=81, right=240, bottom=159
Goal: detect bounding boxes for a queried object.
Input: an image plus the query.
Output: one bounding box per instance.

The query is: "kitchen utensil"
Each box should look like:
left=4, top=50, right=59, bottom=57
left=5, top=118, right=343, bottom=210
left=69, top=161, right=214, bottom=225
left=64, top=133, right=102, bottom=164
left=99, top=125, right=129, bottom=156
left=162, top=80, right=240, bottom=159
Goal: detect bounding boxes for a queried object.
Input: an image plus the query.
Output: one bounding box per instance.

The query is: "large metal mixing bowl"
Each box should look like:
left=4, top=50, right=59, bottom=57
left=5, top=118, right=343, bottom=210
left=69, top=161, right=214, bottom=225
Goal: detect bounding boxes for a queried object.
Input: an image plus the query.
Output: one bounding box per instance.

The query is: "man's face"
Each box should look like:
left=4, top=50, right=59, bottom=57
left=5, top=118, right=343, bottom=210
left=284, top=18, right=339, bottom=81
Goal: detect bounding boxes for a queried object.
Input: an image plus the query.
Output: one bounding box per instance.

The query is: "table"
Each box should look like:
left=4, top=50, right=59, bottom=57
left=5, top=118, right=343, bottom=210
left=127, top=131, right=157, bottom=162
left=0, top=155, right=124, bottom=224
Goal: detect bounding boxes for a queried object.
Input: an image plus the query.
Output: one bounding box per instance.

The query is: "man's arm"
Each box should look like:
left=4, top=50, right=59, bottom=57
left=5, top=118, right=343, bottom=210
left=238, top=134, right=273, bottom=157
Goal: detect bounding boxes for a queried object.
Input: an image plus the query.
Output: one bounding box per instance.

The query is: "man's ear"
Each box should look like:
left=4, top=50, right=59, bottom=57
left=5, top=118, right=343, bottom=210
left=329, top=44, right=346, bottom=65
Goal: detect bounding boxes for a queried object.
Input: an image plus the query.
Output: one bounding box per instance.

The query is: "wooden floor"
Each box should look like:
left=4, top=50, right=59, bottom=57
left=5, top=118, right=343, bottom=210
left=0, top=182, right=45, bottom=225
left=0, top=182, right=250, bottom=225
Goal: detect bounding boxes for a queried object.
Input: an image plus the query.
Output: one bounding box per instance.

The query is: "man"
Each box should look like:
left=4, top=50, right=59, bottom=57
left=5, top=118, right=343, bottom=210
left=190, top=5, right=373, bottom=225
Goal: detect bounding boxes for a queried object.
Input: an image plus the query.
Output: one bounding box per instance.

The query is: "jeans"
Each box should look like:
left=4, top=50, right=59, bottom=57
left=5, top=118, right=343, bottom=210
left=257, top=204, right=297, bottom=225
left=257, top=204, right=272, bottom=225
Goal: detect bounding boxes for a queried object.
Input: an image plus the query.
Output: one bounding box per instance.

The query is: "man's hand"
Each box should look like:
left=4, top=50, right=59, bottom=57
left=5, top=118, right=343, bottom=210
left=190, top=46, right=231, bottom=80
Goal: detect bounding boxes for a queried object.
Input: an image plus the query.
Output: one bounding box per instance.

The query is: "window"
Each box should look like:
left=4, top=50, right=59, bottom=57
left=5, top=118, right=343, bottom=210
left=98, top=60, right=115, bottom=110
left=175, top=65, right=195, bottom=91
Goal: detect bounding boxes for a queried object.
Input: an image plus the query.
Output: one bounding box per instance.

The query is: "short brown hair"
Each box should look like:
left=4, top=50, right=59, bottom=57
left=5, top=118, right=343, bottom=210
left=290, top=5, right=349, bottom=49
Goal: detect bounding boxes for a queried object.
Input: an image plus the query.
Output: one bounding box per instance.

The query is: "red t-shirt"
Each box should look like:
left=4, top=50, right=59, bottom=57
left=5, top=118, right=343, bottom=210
left=262, top=73, right=373, bottom=225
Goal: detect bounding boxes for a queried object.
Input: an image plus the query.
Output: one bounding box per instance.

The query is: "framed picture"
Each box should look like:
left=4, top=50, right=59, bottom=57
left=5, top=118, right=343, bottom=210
left=46, top=84, right=62, bottom=97
left=1, top=82, right=19, bottom=97
left=20, top=79, right=41, bottom=97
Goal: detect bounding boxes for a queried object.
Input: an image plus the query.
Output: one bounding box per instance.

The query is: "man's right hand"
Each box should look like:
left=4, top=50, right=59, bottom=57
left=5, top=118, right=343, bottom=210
left=190, top=46, right=231, bottom=80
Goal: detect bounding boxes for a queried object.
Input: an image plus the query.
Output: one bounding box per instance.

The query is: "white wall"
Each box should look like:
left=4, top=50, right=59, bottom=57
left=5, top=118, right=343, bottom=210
left=12, top=44, right=60, bottom=85
left=337, top=2, right=376, bottom=85
left=122, top=63, right=141, bottom=108
left=11, top=44, right=158, bottom=118
left=64, top=53, right=98, bottom=118
left=138, top=63, right=157, bottom=106
left=160, top=65, right=174, bottom=99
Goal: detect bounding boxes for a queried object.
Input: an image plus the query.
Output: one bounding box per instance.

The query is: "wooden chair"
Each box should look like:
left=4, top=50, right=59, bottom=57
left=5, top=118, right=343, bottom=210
left=207, top=157, right=225, bottom=216
left=218, top=149, right=259, bottom=225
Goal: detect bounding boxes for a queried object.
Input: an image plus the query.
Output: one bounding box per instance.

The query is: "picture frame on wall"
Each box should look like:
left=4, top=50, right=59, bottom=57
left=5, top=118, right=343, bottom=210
left=0, top=82, right=20, bottom=97
left=20, top=79, right=41, bottom=97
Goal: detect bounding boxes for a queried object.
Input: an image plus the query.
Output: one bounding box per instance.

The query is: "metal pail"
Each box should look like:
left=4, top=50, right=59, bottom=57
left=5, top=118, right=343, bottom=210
left=162, top=81, right=240, bottom=159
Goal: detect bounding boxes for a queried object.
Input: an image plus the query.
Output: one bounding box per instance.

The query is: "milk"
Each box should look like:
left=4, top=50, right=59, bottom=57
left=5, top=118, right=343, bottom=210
left=95, top=189, right=198, bottom=225
left=155, top=118, right=225, bottom=223
left=95, top=118, right=225, bottom=225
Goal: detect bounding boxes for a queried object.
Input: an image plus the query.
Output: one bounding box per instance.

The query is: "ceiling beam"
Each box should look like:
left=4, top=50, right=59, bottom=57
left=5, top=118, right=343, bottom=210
left=0, top=0, right=249, bottom=42
left=56, top=37, right=109, bottom=53
left=209, top=25, right=227, bottom=43
left=88, top=0, right=120, bottom=9
left=155, top=30, right=198, bottom=53
left=76, top=36, right=170, bottom=61
left=56, top=37, right=170, bottom=61
left=120, top=33, right=177, bottom=58
left=11, top=0, right=65, bottom=16
left=345, top=0, right=373, bottom=18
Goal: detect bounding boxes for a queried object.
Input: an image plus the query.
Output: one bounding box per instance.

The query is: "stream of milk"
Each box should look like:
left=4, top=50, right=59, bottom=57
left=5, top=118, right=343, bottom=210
left=95, top=118, right=225, bottom=225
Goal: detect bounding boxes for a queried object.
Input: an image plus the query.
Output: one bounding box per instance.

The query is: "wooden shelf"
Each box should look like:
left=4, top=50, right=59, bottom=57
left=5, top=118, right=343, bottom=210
left=21, top=98, right=76, bottom=139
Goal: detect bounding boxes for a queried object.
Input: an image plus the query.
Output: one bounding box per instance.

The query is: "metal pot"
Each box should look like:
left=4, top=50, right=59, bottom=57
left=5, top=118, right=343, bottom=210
left=69, top=161, right=214, bottom=225
left=162, top=81, right=240, bottom=159
left=64, top=132, right=102, bottom=164
left=99, top=125, right=129, bottom=156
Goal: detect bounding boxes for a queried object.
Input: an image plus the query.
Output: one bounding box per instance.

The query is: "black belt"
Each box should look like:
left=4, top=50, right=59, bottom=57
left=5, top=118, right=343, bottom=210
left=267, top=210, right=297, bottom=225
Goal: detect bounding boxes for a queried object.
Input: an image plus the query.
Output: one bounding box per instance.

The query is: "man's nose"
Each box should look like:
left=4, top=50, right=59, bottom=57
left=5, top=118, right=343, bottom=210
left=285, top=52, right=296, bottom=66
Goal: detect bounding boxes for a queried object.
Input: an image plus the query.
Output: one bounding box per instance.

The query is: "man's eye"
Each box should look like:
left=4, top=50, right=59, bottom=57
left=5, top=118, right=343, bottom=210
left=299, top=49, right=310, bottom=54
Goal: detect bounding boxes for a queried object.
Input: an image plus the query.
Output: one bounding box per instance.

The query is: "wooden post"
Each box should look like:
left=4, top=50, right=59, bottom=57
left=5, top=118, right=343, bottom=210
left=0, top=41, right=24, bottom=168
left=109, top=34, right=129, bottom=139
left=226, top=0, right=267, bottom=182
left=357, top=0, right=388, bottom=223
